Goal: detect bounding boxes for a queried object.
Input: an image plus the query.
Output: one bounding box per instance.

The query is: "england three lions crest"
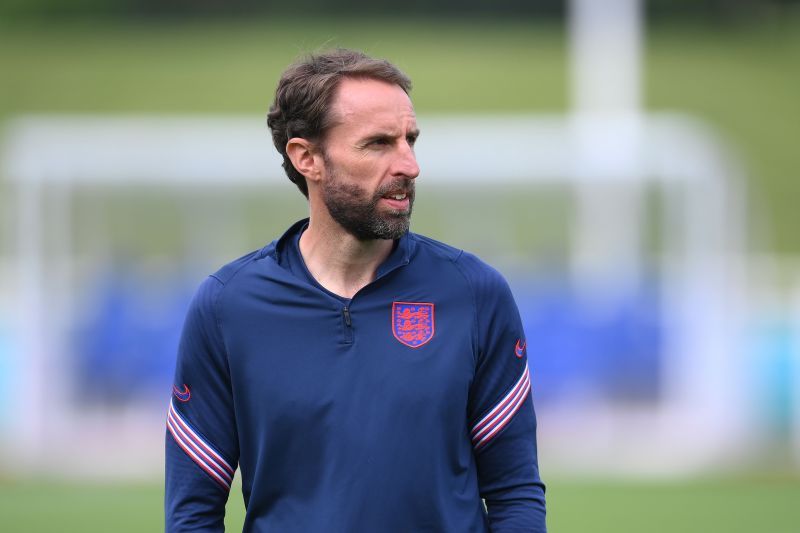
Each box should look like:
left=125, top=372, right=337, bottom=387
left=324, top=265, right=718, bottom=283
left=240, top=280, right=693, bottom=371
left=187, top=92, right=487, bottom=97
left=392, top=302, right=435, bottom=348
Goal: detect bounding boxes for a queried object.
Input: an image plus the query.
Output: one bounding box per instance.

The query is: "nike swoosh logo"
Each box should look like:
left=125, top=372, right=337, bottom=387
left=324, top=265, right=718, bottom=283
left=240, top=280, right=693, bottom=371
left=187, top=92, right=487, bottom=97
left=514, top=339, right=526, bottom=358
left=172, top=384, right=191, bottom=402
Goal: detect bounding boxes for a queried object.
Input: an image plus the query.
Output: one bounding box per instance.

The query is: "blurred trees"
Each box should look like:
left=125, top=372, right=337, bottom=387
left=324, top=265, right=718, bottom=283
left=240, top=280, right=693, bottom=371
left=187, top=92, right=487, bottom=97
left=649, top=0, right=799, bottom=20
left=1, top=0, right=797, bottom=21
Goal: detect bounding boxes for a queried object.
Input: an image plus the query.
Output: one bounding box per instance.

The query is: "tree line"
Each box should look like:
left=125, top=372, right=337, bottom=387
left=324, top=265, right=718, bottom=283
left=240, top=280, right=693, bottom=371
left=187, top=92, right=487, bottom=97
left=1, top=0, right=798, bottom=21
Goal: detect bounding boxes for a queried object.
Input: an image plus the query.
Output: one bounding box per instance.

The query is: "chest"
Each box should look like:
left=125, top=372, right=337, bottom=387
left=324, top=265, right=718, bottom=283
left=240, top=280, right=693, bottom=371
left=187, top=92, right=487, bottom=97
left=222, top=284, right=476, bottom=432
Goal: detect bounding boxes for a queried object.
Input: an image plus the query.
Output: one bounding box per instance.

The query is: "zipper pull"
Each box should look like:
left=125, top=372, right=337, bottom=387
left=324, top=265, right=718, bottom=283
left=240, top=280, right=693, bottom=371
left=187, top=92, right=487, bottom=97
left=342, top=306, right=352, bottom=327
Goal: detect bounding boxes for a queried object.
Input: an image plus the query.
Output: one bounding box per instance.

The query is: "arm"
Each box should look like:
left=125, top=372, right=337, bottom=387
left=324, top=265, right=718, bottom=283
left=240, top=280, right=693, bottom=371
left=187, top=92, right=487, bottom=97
left=462, top=257, right=546, bottom=532
left=165, top=276, right=239, bottom=532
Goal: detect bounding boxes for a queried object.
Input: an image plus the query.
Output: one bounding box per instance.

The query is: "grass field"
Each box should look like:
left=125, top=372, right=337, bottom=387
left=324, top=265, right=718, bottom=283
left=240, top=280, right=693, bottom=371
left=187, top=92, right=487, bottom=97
left=1, top=476, right=798, bottom=532
left=1, top=16, right=799, bottom=251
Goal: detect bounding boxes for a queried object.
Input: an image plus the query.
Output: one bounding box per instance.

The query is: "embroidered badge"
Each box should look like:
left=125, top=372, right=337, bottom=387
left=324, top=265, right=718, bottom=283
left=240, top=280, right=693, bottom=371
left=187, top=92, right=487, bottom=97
left=392, top=302, right=435, bottom=348
left=172, top=384, right=191, bottom=402
left=514, top=339, right=527, bottom=358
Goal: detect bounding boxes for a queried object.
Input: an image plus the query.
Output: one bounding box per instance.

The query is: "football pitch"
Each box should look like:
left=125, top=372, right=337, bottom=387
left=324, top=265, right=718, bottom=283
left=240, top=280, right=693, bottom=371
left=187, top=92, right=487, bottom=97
left=1, top=15, right=800, bottom=533
left=1, top=477, right=798, bottom=532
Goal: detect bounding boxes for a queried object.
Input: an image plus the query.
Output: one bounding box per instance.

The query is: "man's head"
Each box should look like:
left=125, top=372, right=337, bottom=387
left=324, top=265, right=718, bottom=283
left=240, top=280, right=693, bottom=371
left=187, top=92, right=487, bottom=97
left=267, top=49, right=420, bottom=241
left=267, top=48, right=413, bottom=199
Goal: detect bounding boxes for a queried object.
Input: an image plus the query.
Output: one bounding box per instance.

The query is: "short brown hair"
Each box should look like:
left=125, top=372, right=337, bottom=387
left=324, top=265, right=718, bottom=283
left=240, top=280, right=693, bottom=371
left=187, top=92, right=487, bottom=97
left=267, top=48, right=412, bottom=198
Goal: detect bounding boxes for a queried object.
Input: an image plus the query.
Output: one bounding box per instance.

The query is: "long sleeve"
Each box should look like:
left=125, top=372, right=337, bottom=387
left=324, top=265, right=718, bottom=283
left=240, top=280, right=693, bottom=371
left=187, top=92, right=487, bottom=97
left=165, top=275, right=239, bottom=532
left=460, top=255, right=547, bottom=532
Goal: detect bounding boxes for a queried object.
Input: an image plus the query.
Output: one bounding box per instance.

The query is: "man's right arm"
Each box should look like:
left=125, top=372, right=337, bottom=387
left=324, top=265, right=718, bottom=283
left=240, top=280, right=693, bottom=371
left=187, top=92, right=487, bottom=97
left=165, top=276, right=239, bottom=532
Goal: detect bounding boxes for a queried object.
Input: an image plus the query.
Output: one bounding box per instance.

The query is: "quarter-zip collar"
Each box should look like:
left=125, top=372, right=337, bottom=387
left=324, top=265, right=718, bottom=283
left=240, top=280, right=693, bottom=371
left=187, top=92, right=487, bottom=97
left=267, top=218, right=414, bottom=285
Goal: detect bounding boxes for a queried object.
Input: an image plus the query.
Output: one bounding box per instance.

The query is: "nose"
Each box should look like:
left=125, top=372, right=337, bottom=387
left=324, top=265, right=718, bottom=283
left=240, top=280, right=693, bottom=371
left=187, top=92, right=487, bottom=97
left=393, top=140, right=420, bottom=180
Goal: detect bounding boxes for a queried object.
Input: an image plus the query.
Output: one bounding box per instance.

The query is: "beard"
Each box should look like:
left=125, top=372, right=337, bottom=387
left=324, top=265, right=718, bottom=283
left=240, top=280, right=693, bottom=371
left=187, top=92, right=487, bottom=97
left=321, top=159, right=415, bottom=241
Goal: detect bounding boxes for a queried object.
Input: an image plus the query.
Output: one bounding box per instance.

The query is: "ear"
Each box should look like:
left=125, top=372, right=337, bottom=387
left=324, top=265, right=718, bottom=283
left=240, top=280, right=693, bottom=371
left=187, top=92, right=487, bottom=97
left=286, top=137, right=323, bottom=185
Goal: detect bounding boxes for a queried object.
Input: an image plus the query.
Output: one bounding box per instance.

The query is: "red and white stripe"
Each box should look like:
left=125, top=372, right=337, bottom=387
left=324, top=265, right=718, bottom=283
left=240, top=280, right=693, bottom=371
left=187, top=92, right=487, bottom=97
left=471, top=365, right=531, bottom=450
left=167, top=400, right=234, bottom=490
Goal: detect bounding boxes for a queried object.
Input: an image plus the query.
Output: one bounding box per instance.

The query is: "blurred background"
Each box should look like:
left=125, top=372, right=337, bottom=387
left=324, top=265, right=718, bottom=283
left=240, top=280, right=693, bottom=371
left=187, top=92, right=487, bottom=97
left=1, top=0, right=799, bottom=531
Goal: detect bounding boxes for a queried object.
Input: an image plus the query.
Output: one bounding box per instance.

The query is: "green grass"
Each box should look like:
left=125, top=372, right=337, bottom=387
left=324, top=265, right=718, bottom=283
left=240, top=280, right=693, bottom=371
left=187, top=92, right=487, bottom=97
left=646, top=19, right=800, bottom=254
left=0, top=18, right=567, bottom=115
left=1, top=477, right=798, bottom=532
left=1, top=16, right=799, bottom=252
left=547, top=477, right=800, bottom=533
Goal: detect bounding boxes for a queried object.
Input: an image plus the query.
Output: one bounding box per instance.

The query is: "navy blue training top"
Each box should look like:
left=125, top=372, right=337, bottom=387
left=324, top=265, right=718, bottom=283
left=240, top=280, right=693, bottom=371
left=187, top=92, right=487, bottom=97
left=165, top=220, right=546, bottom=532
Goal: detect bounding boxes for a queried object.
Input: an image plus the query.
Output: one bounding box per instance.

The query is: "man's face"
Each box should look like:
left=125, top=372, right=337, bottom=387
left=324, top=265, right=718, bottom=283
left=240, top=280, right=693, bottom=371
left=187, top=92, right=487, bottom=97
left=318, top=78, right=420, bottom=241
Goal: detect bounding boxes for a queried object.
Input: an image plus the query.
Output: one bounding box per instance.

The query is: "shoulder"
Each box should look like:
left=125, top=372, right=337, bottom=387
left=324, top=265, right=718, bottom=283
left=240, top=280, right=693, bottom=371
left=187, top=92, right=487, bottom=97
left=418, top=234, right=508, bottom=292
left=408, top=232, right=463, bottom=263
left=210, top=246, right=271, bottom=286
left=457, top=251, right=515, bottom=316
left=188, top=242, right=276, bottom=315
left=408, top=232, right=512, bottom=301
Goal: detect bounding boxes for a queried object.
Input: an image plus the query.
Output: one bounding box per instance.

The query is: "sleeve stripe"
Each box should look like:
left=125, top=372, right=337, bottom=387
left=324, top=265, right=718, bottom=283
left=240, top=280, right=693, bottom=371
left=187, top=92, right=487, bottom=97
left=167, top=417, right=231, bottom=491
left=167, top=401, right=234, bottom=489
left=471, top=365, right=531, bottom=450
left=168, top=400, right=235, bottom=476
left=473, top=375, right=530, bottom=450
left=472, top=365, right=530, bottom=434
left=167, top=409, right=233, bottom=484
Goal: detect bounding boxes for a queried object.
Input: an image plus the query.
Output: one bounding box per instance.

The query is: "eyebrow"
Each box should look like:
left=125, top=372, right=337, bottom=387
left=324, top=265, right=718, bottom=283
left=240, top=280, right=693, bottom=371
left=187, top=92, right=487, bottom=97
left=362, top=128, right=420, bottom=142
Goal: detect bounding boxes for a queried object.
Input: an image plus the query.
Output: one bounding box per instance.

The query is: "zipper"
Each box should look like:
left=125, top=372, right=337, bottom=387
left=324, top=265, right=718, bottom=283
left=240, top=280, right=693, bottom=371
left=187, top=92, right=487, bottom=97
left=342, top=306, right=354, bottom=344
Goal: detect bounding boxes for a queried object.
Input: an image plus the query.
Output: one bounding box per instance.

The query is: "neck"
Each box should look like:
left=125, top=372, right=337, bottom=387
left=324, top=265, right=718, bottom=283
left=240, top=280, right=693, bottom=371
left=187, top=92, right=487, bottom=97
left=299, top=212, right=394, bottom=299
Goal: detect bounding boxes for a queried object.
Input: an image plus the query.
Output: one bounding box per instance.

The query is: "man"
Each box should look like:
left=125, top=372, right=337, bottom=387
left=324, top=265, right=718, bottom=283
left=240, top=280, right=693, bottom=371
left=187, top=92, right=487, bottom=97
left=165, top=48, right=546, bottom=532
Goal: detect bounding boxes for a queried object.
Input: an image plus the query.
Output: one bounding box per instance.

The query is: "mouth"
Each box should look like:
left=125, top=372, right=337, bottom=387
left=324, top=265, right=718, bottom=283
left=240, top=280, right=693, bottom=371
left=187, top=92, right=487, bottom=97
left=379, top=190, right=411, bottom=212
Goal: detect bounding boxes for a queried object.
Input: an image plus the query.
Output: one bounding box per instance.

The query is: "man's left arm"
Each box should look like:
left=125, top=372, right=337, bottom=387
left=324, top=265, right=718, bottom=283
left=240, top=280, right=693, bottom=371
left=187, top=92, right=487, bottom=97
left=465, top=262, right=546, bottom=532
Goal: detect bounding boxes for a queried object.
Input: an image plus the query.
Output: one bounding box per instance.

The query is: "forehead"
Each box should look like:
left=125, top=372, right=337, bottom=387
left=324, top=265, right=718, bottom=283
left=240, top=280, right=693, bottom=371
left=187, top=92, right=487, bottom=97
left=328, top=78, right=416, bottom=134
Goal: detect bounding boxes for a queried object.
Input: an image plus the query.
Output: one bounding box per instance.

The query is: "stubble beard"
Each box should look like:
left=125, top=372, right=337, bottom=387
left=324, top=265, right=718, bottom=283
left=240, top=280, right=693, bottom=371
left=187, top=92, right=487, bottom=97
left=321, top=160, right=415, bottom=242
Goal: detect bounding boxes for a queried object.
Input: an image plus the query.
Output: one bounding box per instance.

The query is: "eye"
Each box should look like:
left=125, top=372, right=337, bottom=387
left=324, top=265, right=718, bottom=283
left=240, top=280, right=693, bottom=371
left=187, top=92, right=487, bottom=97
left=406, top=133, right=419, bottom=147
left=364, top=136, right=391, bottom=149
